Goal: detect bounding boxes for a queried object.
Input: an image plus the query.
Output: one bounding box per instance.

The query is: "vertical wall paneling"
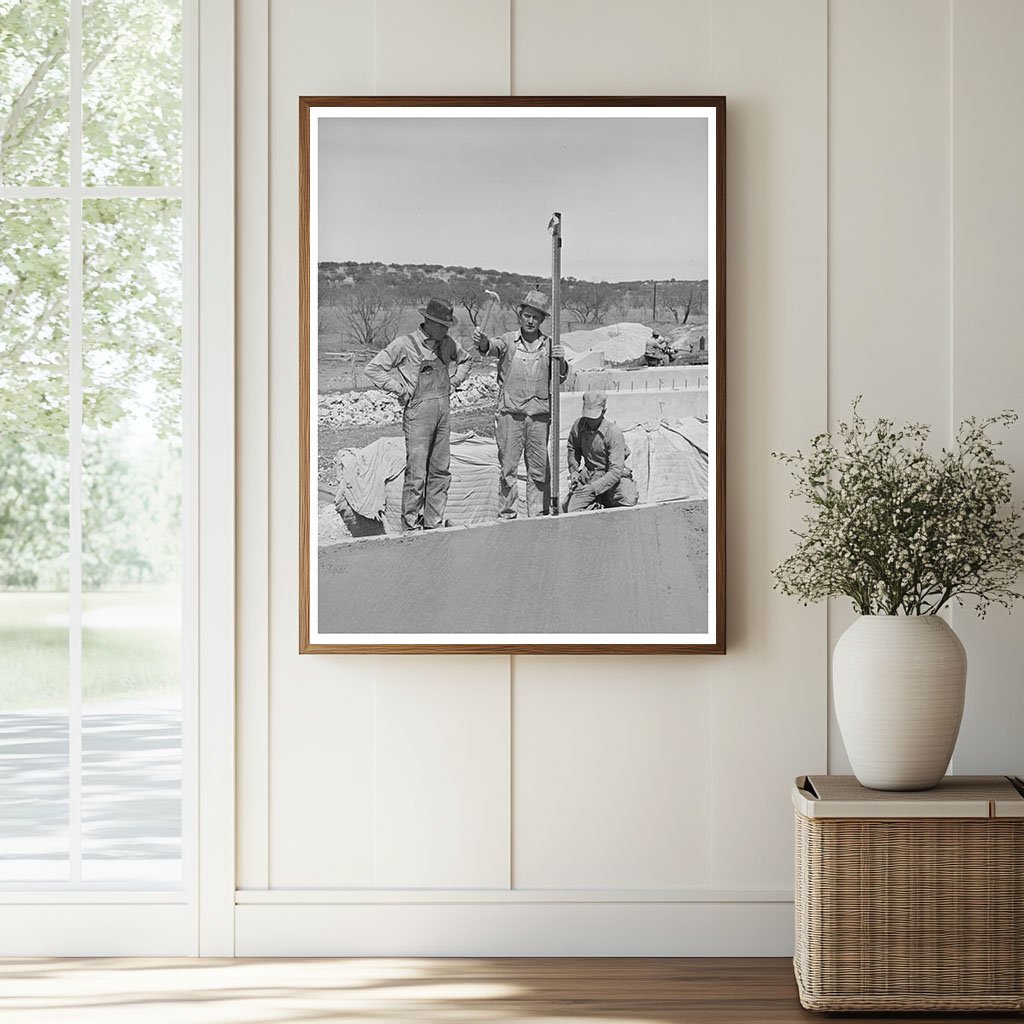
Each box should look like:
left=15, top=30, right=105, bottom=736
left=512, top=0, right=712, bottom=95
left=231, top=0, right=1024, bottom=954
left=266, top=0, right=516, bottom=888
left=265, top=0, right=377, bottom=887
left=827, top=0, right=952, bottom=773
left=375, top=0, right=511, bottom=95
left=828, top=0, right=951, bottom=424
left=513, top=658, right=713, bottom=889
left=270, top=667, right=378, bottom=886
left=236, top=0, right=270, bottom=892
left=374, top=658, right=512, bottom=888
left=708, top=0, right=828, bottom=888
left=949, top=0, right=1024, bottom=777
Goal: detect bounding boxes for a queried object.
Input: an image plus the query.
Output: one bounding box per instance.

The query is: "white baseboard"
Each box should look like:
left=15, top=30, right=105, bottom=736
left=235, top=899, right=795, bottom=956
left=0, top=904, right=195, bottom=956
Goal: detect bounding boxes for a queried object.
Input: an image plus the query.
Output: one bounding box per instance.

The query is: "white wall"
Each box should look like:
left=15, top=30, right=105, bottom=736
left=234, top=0, right=1024, bottom=955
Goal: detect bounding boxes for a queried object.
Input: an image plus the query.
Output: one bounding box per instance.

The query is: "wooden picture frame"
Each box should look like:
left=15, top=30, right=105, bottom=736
left=300, top=96, right=725, bottom=654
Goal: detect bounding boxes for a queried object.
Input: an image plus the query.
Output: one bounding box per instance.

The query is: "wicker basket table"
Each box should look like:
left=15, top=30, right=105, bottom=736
left=793, top=774, right=1024, bottom=1012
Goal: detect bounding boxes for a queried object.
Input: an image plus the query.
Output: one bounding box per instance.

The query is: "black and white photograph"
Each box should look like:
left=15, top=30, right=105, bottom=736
left=300, top=98, right=725, bottom=653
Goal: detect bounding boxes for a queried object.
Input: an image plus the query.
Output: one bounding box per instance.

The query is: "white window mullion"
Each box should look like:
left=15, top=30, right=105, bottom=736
left=181, top=0, right=200, bottom=914
left=85, top=186, right=184, bottom=198
left=0, top=187, right=69, bottom=199
left=68, top=0, right=83, bottom=885
left=0, top=186, right=183, bottom=200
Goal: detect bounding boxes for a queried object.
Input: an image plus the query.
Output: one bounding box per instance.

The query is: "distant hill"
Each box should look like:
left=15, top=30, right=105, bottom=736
left=319, top=260, right=542, bottom=296
left=318, top=261, right=708, bottom=351
left=318, top=260, right=705, bottom=296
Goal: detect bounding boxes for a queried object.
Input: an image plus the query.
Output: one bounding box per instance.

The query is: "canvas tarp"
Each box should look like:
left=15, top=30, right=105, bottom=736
left=334, top=418, right=709, bottom=537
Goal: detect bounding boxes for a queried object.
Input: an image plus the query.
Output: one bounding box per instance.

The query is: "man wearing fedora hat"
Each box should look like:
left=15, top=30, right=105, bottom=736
left=365, top=297, right=472, bottom=531
left=473, top=290, right=568, bottom=519
left=564, top=390, right=639, bottom=514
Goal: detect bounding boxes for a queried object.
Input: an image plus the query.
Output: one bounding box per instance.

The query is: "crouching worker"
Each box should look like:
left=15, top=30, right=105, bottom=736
left=645, top=330, right=671, bottom=366
left=365, top=298, right=471, bottom=531
left=564, top=390, right=639, bottom=513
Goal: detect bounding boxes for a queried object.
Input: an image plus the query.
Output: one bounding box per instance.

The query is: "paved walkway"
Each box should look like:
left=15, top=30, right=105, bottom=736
left=0, top=706, right=181, bottom=882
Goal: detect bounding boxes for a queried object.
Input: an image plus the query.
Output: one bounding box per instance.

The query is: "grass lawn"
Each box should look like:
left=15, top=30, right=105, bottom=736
left=0, top=589, right=181, bottom=711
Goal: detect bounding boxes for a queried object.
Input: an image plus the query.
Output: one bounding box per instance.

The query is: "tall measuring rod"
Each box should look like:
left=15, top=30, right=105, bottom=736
left=548, top=212, right=562, bottom=516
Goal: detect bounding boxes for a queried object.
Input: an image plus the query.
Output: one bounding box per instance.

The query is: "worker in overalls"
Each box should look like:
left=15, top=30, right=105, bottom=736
left=365, top=298, right=472, bottom=531
left=473, top=290, right=568, bottom=519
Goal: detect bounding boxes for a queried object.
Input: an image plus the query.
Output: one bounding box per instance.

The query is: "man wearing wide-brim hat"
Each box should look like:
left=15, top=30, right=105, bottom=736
left=365, top=297, right=472, bottom=530
left=473, top=290, right=568, bottom=519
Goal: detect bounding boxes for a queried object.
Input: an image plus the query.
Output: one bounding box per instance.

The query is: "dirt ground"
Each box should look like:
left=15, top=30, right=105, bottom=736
left=318, top=350, right=489, bottom=395
left=318, top=406, right=497, bottom=490
left=317, top=311, right=711, bottom=393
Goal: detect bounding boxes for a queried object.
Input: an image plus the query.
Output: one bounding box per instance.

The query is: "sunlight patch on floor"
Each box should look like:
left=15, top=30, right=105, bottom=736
left=0, top=958, right=680, bottom=1024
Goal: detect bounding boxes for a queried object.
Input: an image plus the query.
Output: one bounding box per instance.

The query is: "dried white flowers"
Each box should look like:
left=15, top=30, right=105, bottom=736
left=773, top=401, right=1024, bottom=616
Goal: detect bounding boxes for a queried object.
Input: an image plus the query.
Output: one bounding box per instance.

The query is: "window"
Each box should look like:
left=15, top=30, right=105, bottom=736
left=1, top=0, right=191, bottom=889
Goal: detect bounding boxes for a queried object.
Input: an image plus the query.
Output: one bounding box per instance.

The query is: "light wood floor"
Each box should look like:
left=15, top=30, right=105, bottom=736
left=0, top=957, right=1019, bottom=1023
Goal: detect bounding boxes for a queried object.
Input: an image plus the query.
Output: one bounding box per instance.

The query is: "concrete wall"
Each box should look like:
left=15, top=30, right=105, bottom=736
left=319, top=501, right=707, bottom=635
left=560, top=386, right=708, bottom=429
left=566, top=365, right=710, bottom=391
left=235, top=0, right=1024, bottom=955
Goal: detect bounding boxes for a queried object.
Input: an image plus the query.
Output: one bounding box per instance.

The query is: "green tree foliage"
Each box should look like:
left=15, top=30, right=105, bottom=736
left=0, top=198, right=68, bottom=442
left=0, top=0, right=183, bottom=590
left=82, top=0, right=181, bottom=185
left=0, top=440, right=68, bottom=587
left=0, top=198, right=69, bottom=587
left=0, top=0, right=69, bottom=185
left=82, top=428, right=181, bottom=589
left=83, top=198, right=182, bottom=437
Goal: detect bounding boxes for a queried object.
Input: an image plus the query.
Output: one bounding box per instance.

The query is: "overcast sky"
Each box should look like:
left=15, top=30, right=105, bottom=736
left=317, top=115, right=709, bottom=282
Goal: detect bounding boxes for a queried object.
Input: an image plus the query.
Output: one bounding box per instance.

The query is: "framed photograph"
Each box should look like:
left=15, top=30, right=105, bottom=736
left=300, top=96, right=725, bottom=654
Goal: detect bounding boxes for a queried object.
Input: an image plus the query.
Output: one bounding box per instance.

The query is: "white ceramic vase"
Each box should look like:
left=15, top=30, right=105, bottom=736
left=833, top=615, right=967, bottom=791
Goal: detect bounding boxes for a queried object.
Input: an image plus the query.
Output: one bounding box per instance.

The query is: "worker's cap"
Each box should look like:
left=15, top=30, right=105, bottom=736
left=581, top=390, right=607, bottom=417
left=519, top=290, right=550, bottom=318
left=419, top=297, right=457, bottom=326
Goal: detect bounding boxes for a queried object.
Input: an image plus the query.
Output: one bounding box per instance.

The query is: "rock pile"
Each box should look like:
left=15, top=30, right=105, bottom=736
left=319, top=371, right=499, bottom=427
left=451, top=373, right=500, bottom=410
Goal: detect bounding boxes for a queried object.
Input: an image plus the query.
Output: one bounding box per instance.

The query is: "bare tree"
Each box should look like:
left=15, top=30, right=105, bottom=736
left=338, top=284, right=403, bottom=349
left=318, top=276, right=347, bottom=339
left=319, top=303, right=342, bottom=339
left=564, top=281, right=615, bottom=325
left=659, top=281, right=707, bottom=325
left=448, top=276, right=489, bottom=325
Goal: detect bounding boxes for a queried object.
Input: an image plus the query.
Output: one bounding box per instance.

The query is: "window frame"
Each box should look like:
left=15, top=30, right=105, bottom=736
left=0, top=0, right=235, bottom=956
